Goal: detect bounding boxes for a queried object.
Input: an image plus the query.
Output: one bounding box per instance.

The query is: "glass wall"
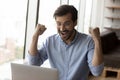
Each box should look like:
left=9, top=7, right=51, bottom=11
left=0, top=0, right=28, bottom=79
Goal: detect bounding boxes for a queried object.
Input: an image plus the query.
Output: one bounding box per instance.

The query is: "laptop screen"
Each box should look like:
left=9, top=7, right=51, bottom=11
left=11, top=63, right=59, bottom=80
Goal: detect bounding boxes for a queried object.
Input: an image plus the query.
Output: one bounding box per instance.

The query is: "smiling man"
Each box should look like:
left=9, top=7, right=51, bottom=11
left=27, top=5, right=104, bottom=80
left=56, top=13, right=76, bottom=44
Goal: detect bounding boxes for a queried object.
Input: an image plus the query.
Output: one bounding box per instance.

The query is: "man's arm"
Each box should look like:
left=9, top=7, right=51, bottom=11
left=89, top=27, right=103, bottom=66
left=28, top=24, right=46, bottom=56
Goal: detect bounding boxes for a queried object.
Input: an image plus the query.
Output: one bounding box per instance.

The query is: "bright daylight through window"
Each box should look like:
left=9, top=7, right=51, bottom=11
left=0, top=0, right=27, bottom=79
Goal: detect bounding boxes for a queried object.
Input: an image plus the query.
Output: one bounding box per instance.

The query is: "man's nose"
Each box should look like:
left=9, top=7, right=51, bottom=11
left=60, top=24, right=65, bottom=31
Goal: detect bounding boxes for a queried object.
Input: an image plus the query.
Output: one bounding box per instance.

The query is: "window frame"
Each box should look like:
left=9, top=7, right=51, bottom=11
left=24, top=0, right=39, bottom=59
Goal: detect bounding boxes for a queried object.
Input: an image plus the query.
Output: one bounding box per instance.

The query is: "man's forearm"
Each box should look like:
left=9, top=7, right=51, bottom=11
left=28, top=35, right=39, bottom=56
left=92, top=38, right=103, bottom=66
left=28, top=24, right=46, bottom=56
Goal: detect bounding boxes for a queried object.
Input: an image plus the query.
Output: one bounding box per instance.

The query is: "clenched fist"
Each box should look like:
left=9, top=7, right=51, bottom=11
left=34, top=24, right=47, bottom=37
left=89, top=27, right=101, bottom=41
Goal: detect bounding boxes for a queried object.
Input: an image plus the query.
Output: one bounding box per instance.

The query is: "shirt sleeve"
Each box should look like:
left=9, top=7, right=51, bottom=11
left=26, top=53, right=43, bottom=66
left=26, top=41, right=48, bottom=66
left=89, top=62, right=104, bottom=76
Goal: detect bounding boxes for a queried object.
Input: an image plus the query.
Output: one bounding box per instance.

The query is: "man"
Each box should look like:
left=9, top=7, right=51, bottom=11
left=27, top=5, right=104, bottom=80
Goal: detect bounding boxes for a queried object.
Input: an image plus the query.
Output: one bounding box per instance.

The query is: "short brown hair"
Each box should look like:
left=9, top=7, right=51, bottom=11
left=53, top=5, right=78, bottom=22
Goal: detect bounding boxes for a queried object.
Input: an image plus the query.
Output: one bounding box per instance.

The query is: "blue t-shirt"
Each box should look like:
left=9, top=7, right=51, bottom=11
left=27, top=31, right=104, bottom=80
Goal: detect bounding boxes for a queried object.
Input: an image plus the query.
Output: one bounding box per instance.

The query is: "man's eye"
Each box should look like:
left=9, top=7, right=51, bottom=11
left=64, top=22, right=71, bottom=26
left=57, top=23, right=61, bottom=26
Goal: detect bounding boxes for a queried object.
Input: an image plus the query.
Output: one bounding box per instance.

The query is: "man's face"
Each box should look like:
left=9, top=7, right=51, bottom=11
left=55, top=13, right=76, bottom=41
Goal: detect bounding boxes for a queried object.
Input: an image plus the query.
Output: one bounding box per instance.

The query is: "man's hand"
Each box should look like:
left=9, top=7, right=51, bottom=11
left=89, top=27, right=101, bottom=41
left=29, top=24, right=46, bottom=56
left=34, top=24, right=47, bottom=37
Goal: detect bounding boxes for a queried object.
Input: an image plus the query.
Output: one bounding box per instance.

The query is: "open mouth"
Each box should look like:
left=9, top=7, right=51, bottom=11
left=60, top=31, right=68, bottom=38
left=61, top=32, right=67, bottom=35
left=61, top=30, right=68, bottom=34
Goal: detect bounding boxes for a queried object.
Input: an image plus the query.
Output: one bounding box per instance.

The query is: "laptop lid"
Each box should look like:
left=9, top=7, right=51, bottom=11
left=11, top=63, right=59, bottom=80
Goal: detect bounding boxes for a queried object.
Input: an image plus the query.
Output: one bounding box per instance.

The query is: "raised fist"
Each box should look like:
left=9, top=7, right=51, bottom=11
left=34, top=24, right=47, bottom=36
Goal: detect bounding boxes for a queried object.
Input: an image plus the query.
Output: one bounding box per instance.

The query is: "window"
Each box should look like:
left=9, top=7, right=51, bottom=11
left=0, top=0, right=28, bottom=79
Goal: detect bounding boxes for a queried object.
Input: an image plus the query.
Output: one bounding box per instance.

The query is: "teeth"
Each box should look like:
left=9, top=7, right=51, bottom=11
left=62, top=33, right=65, bottom=35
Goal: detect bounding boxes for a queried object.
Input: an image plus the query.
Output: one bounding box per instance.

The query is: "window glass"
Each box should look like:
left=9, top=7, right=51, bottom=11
left=0, top=0, right=28, bottom=79
left=38, top=0, right=60, bottom=67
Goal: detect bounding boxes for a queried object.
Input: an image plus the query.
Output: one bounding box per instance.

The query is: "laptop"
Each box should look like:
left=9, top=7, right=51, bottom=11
left=11, top=63, right=59, bottom=80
